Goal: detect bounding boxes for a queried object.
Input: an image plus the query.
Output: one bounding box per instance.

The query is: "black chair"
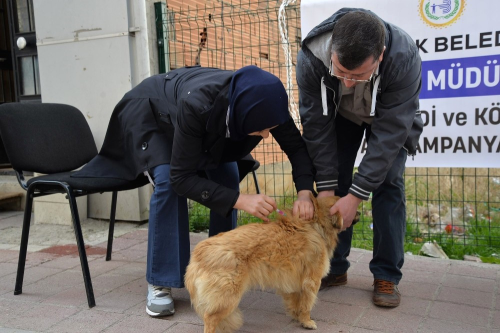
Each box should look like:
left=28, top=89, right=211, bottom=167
left=0, top=103, right=149, bottom=308
left=236, top=153, right=261, bottom=194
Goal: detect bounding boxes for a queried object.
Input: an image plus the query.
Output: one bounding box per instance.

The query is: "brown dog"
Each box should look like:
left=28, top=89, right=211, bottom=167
left=185, top=195, right=342, bottom=333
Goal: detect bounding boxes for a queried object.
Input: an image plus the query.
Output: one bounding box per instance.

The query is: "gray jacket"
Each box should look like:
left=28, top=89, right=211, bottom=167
left=296, top=8, right=423, bottom=200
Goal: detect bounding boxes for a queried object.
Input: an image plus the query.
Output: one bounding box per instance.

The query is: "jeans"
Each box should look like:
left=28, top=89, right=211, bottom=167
left=146, top=162, right=239, bottom=288
left=328, top=115, right=407, bottom=285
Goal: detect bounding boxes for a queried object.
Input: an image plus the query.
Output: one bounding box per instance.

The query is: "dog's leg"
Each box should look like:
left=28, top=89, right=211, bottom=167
left=204, top=307, right=242, bottom=333
left=280, top=291, right=301, bottom=320
left=296, top=277, right=320, bottom=330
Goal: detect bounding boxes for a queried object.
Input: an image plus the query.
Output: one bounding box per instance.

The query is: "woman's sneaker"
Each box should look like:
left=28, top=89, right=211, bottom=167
left=146, top=284, right=175, bottom=317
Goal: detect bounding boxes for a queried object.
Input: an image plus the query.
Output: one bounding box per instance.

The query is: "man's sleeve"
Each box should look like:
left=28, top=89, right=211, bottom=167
left=350, top=52, right=422, bottom=200
left=296, top=49, right=339, bottom=192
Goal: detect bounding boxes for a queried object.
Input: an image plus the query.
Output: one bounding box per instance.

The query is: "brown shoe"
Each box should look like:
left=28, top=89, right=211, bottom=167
left=319, top=272, right=347, bottom=290
left=372, top=279, right=401, bottom=307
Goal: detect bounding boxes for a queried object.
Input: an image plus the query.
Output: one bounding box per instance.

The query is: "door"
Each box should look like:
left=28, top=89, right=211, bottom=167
left=6, top=0, right=40, bottom=103
left=0, top=0, right=15, bottom=104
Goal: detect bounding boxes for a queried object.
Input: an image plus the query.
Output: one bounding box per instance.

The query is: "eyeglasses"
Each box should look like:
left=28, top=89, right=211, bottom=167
left=329, top=59, right=377, bottom=83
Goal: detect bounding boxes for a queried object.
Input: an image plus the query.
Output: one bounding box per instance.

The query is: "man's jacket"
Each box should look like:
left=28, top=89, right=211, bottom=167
left=296, top=7, right=423, bottom=200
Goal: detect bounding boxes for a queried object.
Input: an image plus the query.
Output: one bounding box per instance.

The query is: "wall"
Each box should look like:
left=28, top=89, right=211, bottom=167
left=32, top=0, right=159, bottom=223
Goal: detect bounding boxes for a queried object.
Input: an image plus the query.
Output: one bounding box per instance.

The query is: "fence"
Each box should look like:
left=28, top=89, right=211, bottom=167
left=155, top=0, right=500, bottom=259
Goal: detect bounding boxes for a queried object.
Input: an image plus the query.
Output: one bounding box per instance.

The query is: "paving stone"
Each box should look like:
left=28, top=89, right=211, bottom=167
left=448, top=261, right=500, bottom=279
left=106, top=261, right=145, bottom=278
left=115, top=277, right=148, bottom=295
left=94, top=291, right=144, bottom=313
left=441, top=274, right=496, bottom=293
left=401, top=267, right=446, bottom=284
left=0, top=262, right=17, bottom=278
left=318, top=286, right=373, bottom=308
left=311, top=299, right=365, bottom=326
left=398, top=280, right=440, bottom=300
left=164, top=323, right=204, bottom=333
left=436, top=286, right=493, bottom=308
left=428, top=301, right=490, bottom=327
left=356, top=307, right=422, bottom=332
left=2, top=212, right=500, bottom=333
left=240, top=308, right=294, bottom=332
left=418, top=317, right=490, bottom=333
left=0, top=249, right=21, bottom=263
left=103, top=314, right=175, bottom=333
left=0, top=297, right=36, bottom=327
left=4, top=303, right=79, bottom=331
left=48, top=309, right=126, bottom=333
left=246, top=291, right=286, bottom=314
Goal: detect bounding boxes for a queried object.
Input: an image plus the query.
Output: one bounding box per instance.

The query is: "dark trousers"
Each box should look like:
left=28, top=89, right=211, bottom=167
left=146, top=163, right=239, bottom=288
left=328, top=115, right=407, bottom=284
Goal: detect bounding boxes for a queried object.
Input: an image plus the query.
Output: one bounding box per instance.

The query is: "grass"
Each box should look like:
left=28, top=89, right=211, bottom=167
left=188, top=197, right=500, bottom=264
left=187, top=165, right=500, bottom=263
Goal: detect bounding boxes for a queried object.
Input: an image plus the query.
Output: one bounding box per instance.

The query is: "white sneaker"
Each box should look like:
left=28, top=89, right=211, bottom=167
left=146, top=284, right=175, bottom=317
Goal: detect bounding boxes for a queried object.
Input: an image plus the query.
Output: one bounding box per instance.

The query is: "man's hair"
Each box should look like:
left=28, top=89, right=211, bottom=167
left=331, top=11, right=385, bottom=70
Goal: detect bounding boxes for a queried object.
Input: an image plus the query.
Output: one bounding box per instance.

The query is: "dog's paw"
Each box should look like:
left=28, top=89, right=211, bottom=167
left=301, top=319, right=317, bottom=330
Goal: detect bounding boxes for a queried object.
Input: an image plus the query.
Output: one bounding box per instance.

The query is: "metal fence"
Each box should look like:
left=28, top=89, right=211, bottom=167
left=155, top=0, right=500, bottom=258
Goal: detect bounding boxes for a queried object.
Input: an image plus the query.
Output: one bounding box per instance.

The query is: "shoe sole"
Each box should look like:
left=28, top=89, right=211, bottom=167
left=319, top=280, right=347, bottom=290
left=373, top=300, right=400, bottom=307
left=146, top=306, right=175, bottom=317
left=329, top=280, right=347, bottom=287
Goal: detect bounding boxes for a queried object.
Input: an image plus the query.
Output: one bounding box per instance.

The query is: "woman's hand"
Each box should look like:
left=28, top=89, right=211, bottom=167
left=293, top=190, right=314, bottom=220
left=234, top=194, right=277, bottom=222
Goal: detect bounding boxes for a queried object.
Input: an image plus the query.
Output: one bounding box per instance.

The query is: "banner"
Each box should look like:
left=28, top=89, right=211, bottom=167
left=301, top=0, right=499, bottom=167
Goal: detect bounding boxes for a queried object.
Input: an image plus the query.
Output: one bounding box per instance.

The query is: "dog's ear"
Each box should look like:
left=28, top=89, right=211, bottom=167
left=331, top=212, right=343, bottom=230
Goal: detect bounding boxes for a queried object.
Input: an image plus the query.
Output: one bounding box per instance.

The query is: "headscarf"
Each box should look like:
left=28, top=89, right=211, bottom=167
left=227, top=66, right=290, bottom=141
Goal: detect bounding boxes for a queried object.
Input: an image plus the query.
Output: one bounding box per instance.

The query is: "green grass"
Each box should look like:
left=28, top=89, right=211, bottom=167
left=188, top=198, right=500, bottom=264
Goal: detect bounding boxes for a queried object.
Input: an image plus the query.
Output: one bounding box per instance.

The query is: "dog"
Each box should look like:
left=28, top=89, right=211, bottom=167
left=185, top=195, right=342, bottom=333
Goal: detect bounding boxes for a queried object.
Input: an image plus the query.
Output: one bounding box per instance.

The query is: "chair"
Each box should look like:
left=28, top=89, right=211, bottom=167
left=236, top=153, right=261, bottom=194
left=0, top=103, right=149, bottom=308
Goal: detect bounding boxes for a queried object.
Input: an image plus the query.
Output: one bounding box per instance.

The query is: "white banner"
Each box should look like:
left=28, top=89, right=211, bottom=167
left=301, top=0, right=500, bottom=167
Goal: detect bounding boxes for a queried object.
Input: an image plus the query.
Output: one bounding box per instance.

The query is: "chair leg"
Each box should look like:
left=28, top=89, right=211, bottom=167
left=14, top=187, right=35, bottom=296
left=65, top=187, right=96, bottom=308
left=106, top=191, right=118, bottom=261
left=252, top=170, right=261, bottom=194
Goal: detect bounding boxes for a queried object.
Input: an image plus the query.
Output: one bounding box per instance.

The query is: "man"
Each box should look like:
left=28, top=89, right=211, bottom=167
left=296, top=8, right=423, bottom=307
left=74, top=65, right=315, bottom=316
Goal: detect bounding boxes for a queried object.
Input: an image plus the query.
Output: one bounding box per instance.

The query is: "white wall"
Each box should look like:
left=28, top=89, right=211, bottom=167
left=33, top=0, right=157, bottom=223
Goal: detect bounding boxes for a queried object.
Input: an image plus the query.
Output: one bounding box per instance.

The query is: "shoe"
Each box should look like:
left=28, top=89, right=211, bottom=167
left=372, top=279, right=401, bottom=307
left=319, top=272, right=347, bottom=290
left=146, top=284, right=175, bottom=317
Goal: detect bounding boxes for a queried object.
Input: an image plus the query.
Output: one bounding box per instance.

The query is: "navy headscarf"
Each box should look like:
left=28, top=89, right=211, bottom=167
left=227, top=66, right=290, bottom=141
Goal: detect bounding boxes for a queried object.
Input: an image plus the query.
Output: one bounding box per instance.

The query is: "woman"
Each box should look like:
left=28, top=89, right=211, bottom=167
left=74, top=65, right=315, bottom=317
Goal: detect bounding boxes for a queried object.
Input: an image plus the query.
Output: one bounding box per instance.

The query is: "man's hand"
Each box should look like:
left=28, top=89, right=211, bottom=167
left=234, top=193, right=277, bottom=222
left=330, top=193, right=362, bottom=230
left=292, top=190, right=314, bottom=220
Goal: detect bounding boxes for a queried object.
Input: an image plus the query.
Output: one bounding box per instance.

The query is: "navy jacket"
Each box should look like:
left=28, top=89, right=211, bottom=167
left=75, top=66, right=315, bottom=216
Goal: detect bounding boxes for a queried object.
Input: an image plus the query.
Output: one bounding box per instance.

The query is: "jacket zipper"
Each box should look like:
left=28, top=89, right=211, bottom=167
left=321, top=76, right=341, bottom=117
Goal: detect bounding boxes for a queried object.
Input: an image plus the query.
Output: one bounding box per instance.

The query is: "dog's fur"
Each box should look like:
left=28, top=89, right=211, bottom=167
left=185, top=195, right=342, bottom=333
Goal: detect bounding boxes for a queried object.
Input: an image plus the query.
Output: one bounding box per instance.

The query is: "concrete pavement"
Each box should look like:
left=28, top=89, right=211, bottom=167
left=1, top=210, right=500, bottom=332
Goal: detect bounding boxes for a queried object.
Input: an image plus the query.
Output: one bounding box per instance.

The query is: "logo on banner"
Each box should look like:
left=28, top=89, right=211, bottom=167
left=419, top=0, right=466, bottom=28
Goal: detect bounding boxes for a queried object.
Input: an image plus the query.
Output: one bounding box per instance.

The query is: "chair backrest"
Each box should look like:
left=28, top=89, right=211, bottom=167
left=0, top=135, right=11, bottom=168
left=0, top=103, right=98, bottom=174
